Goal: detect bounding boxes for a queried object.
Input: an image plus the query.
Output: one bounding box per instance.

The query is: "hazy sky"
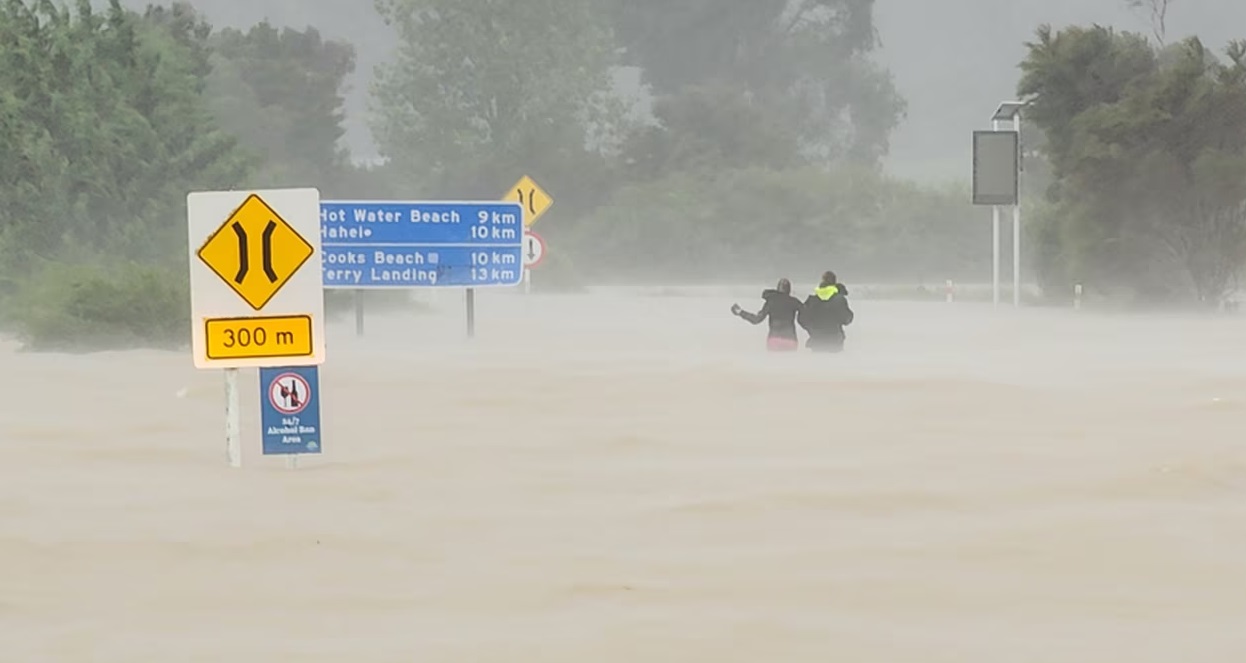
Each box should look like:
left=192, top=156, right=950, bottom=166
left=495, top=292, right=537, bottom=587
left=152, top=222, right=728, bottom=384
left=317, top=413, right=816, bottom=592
left=874, top=0, right=1246, bottom=182
left=121, top=0, right=1246, bottom=184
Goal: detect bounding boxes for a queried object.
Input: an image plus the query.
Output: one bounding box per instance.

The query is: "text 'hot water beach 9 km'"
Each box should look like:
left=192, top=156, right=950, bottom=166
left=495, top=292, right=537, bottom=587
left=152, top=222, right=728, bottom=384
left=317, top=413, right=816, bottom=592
left=319, top=201, right=524, bottom=288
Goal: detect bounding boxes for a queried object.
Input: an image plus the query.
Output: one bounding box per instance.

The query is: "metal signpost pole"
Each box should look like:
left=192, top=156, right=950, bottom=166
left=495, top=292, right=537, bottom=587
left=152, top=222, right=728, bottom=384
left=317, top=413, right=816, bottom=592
left=506, top=176, right=552, bottom=298
left=224, top=367, right=240, bottom=467
left=188, top=187, right=327, bottom=469
left=318, top=200, right=526, bottom=340
left=974, top=102, right=1027, bottom=312
left=1013, top=112, right=1022, bottom=308
left=992, top=119, right=1001, bottom=308
left=522, top=230, right=546, bottom=294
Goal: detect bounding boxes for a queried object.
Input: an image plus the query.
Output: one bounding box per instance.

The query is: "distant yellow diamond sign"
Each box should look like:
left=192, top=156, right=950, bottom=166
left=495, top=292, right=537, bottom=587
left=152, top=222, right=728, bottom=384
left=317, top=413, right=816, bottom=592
left=502, top=175, right=553, bottom=227
left=196, top=193, right=315, bottom=311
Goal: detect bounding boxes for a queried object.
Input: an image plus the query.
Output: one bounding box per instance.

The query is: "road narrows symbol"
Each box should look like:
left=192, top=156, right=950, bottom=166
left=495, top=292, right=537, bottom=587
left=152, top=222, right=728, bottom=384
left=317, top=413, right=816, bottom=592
left=262, top=220, right=278, bottom=283
left=231, top=222, right=248, bottom=284
left=196, top=193, right=316, bottom=311
left=501, top=176, right=552, bottom=228
left=516, top=188, right=537, bottom=215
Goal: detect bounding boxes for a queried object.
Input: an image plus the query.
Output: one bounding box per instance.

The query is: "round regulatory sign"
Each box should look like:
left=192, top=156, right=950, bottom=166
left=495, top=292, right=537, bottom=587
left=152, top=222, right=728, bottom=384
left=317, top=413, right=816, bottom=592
left=268, top=372, right=311, bottom=415
left=524, top=231, right=546, bottom=268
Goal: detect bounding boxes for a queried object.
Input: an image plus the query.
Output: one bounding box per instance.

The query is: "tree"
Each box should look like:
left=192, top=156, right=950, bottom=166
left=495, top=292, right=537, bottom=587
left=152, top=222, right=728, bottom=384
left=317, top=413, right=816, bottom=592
left=619, top=82, right=804, bottom=181
left=0, top=0, right=250, bottom=270
left=565, top=165, right=986, bottom=285
left=1017, top=24, right=1155, bottom=182
left=205, top=21, right=358, bottom=193
left=610, top=0, right=905, bottom=165
left=1019, top=25, right=1246, bottom=306
left=368, top=0, right=625, bottom=201
left=0, top=0, right=254, bottom=348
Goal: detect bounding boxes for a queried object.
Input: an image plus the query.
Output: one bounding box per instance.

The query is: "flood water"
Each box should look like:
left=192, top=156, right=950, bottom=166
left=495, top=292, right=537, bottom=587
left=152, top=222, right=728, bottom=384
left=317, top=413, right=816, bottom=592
left=4, top=287, right=1246, bottom=661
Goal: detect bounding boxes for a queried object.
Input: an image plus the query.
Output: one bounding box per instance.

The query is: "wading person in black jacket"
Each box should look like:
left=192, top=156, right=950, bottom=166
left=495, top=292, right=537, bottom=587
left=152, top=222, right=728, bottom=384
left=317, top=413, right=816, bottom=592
left=731, top=278, right=803, bottom=352
left=798, top=271, right=854, bottom=353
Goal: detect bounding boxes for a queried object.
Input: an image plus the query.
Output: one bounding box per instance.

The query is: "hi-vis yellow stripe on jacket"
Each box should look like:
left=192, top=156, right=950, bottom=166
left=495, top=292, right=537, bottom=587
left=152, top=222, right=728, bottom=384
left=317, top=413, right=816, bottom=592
left=814, top=284, right=839, bottom=301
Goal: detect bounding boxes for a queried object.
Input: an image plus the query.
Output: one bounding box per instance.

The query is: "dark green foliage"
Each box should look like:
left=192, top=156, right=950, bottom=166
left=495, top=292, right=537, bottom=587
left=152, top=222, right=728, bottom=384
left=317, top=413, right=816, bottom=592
left=0, top=0, right=366, bottom=350
left=0, top=0, right=251, bottom=270
left=369, top=0, right=621, bottom=201
left=0, top=0, right=259, bottom=348
left=365, top=0, right=944, bottom=289
left=621, top=83, right=805, bottom=181
left=205, top=20, right=358, bottom=193
left=1020, top=25, right=1246, bottom=306
left=565, top=166, right=985, bottom=285
left=610, top=0, right=905, bottom=165
left=10, top=260, right=188, bottom=351
left=0, top=0, right=985, bottom=352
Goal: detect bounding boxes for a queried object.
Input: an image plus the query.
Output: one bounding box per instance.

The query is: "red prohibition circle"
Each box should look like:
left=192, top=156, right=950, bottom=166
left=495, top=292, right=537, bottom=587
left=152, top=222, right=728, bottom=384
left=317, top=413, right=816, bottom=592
left=524, top=231, right=546, bottom=268
left=268, top=372, right=311, bottom=415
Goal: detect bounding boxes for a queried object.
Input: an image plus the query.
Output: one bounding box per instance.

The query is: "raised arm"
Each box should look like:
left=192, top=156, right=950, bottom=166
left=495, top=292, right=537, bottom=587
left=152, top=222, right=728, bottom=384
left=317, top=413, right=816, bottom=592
left=737, top=300, right=770, bottom=325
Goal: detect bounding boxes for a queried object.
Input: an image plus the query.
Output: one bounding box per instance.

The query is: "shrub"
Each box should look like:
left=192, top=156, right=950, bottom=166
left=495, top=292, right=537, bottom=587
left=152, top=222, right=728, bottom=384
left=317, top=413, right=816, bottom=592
left=563, top=165, right=988, bottom=285
left=8, top=261, right=189, bottom=352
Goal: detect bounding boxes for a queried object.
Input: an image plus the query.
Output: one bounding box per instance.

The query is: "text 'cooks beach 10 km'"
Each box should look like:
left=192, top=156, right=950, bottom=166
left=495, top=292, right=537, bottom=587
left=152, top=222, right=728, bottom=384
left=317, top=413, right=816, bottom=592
left=319, top=200, right=524, bottom=288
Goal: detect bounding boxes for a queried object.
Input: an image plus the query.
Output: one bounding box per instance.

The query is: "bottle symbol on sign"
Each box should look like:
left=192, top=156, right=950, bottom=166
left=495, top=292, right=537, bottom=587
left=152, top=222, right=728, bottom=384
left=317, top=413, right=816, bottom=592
left=279, top=379, right=302, bottom=409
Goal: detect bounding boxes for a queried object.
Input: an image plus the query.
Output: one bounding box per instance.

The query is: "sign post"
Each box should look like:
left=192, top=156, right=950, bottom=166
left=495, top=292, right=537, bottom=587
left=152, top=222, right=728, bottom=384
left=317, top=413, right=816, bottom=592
left=188, top=188, right=326, bottom=468
left=502, top=175, right=553, bottom=296
left=319, top=200, right=524, bottom=337
left=973, top=101, right=1027, bottom=308
left=502, top=175, right=553, bottom=228
left=972, top=126, right=1021, bottom=307
left=224, top=367, right=240, bottom=466
left=522, top=230, right=546, bottom=294
left=259, top=365, right=322, bottom=468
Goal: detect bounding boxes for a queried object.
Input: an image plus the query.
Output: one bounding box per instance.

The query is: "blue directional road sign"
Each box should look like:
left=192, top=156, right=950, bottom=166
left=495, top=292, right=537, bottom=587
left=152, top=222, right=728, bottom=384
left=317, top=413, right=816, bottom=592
left=320, top=200, right=525, bottom=289
left=260, top=366, right=322, bottom=456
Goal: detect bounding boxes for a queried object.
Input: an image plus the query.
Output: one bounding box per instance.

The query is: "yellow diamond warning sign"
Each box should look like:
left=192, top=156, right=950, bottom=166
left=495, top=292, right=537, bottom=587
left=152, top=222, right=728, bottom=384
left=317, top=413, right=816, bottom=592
left=196, top=194, right=315, bottom=311
left=188, top=187, right=325, bottom=370
left=501, top=175, right=553, bottom=227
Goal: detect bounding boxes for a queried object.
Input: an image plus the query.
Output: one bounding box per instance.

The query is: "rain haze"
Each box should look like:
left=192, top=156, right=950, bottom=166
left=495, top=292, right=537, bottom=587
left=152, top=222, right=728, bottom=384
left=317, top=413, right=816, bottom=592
left=3, top=0, right=1246, bottom=661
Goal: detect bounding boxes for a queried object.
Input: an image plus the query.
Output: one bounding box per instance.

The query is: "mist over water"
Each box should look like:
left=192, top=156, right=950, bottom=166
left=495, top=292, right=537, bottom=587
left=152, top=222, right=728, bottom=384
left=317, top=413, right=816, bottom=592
left=6, top=0, right=1246, bottom=659
left=4, top=290, right=1246, bottom=661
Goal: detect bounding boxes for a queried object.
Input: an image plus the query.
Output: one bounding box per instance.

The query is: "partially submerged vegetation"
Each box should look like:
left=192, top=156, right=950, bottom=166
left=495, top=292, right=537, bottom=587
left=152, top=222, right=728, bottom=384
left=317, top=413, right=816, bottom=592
left=0, top=0, right=1242, bottom=350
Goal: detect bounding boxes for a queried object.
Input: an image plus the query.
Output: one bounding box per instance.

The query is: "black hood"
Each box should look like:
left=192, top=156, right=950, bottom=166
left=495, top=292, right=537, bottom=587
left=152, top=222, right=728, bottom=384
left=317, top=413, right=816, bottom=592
left=761, top=288, right=792, bottom=300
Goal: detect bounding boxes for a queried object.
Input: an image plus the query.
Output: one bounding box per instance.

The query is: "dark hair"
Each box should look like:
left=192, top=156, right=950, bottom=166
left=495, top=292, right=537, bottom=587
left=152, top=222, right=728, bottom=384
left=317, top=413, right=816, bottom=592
left=821, top=271, right=837, bottom=286
left=776, top=278, right=791, bottom=294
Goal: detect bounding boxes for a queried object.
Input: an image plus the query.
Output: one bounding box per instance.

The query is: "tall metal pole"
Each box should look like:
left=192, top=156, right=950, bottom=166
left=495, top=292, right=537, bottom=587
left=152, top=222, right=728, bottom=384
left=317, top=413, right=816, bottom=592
left=1013, top=113, right=1022, bottom=308
left=354, top=289, right=364, bottom=336
left=224, top=368, right=240, bottom=468
left=992, top=118, right=1001, bottom=308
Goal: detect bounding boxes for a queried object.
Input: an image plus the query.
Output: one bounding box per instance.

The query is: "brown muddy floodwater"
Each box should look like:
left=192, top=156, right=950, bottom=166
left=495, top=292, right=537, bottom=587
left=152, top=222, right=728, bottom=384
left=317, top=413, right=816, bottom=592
left=3, top=287, right=1246, bottom=661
